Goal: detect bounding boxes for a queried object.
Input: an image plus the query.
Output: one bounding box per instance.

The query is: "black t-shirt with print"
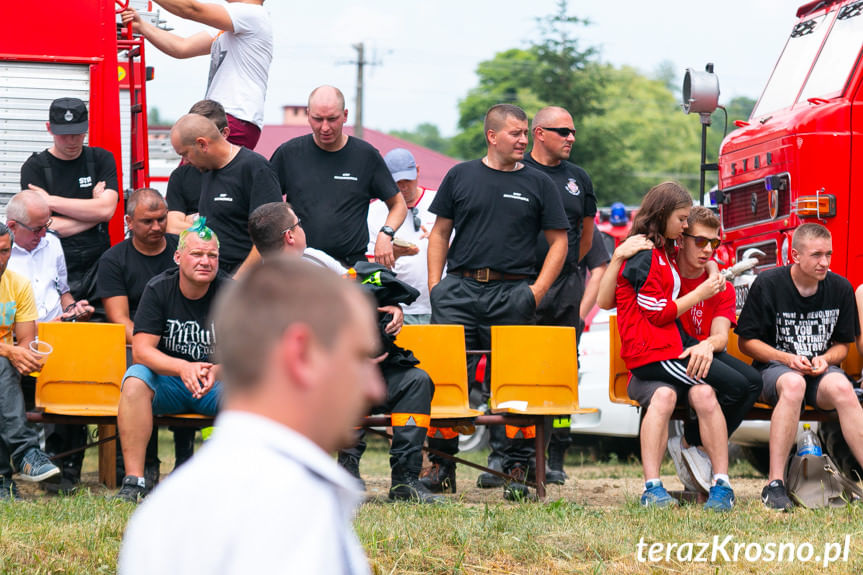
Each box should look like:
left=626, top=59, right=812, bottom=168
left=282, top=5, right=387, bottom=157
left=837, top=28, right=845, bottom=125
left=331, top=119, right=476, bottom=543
left=133, top=268, right=230, bottom=363
left=523, top=155, right=597, bottom=271
left=269, top=135, right=399, bottom=262
left=96, top=234, right=179, bottom=317
left=20, top=147, right=118, bottom=261
left=429, top=159, right=568, bottom=275
left=166, top=163, right=202, bottom=215
left=735, top=266, right=858, bottom=369
left=197, top=147, right=282, bottom=274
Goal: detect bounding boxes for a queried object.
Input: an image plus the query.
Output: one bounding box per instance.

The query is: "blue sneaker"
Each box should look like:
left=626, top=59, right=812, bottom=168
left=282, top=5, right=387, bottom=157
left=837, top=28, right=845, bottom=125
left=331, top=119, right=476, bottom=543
left=17, top=448, right=60, bottom=483
left=641, top=481, right=677, bottom=508
left=704, top=479, right=735, bottom=511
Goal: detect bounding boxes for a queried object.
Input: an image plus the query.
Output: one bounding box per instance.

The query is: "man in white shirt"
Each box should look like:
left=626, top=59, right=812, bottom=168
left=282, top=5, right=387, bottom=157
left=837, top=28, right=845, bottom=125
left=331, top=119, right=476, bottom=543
left=7, top=190, right=93, bottom=323
left=119, top=257, right=384, bottom=574
left=121, top=0, right=272, bottom=149
left=368, top=148, right=441, bottom=324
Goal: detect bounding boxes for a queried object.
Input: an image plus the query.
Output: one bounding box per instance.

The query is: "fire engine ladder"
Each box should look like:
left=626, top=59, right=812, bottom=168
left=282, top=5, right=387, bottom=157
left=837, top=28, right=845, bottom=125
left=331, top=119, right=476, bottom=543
left=116, top=0, right=150, bottom=193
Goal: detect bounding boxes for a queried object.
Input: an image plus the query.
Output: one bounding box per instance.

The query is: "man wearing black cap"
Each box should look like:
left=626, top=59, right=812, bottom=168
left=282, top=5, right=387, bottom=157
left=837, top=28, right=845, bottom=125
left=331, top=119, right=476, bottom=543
left=20, top=97, right=119, bottom=304
left=19, top=97, right=119, bottom=486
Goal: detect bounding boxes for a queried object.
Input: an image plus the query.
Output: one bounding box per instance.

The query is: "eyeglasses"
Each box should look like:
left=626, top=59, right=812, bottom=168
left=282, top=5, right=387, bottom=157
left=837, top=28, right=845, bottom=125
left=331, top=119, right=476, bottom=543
left=683, top=233, right=720, bottom=250
left=541, top=126, right=576, bottom=137
left=11, top=218, right=53, bottom=234
left=283, top=218, right=302, bottom=234
left=410, top=207, right=421, bottom=232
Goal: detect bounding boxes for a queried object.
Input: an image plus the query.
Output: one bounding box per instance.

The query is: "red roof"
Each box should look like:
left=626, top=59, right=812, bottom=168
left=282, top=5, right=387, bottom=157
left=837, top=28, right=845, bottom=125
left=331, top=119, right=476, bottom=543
left=254, top=125, right=460, bottom=190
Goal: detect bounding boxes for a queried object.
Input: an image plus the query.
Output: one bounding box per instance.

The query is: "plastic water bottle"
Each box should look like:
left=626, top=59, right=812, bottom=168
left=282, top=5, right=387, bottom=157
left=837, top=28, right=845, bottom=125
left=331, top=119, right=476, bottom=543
left=797, top=423, right=822, bottom=456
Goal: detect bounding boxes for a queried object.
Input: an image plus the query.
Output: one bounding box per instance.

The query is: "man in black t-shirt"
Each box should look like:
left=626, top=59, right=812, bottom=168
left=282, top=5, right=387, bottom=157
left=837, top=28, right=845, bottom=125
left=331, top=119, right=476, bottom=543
left=99, top=188, right=179, bottom=344
left=19, top=97, right=119, bottom=301
left=523, top=107, right=599, bottom=485
left=170, top=114, right=282, bottom=276
left=737, top=223, right=863, bottom=511
left=269, top=85, right=407, bottom=268
left=166, top=100, right=231, bottom=235
left=424, top=104, right=568, bottom=501
left=114, top=222, right=229, bottom=502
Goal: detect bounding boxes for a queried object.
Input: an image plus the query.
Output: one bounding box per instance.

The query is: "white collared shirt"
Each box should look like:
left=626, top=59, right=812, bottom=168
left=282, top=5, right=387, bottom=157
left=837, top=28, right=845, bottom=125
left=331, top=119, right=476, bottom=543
left=8, top=233, right=68, bottom=322
left=119, top=411, right=371, bottom=575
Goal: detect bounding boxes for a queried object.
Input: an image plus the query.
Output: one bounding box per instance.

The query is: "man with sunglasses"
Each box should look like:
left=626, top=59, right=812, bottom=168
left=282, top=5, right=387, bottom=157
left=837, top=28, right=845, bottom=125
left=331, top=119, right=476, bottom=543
left=598, top=207, right=762, bottom=503
left=483, top=106, right=596, bottom=488
left=367, top=148, right=440, bottom=324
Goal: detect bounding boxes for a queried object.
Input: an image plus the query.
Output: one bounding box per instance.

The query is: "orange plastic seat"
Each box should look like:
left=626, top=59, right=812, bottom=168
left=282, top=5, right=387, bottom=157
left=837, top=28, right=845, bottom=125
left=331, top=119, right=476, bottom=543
left=608, top=315, right=638, bottom=406
left=395, top=324, right=482, bottom=419
left=489, top=325, right=596, bottom=415
left=35, top=322, right=126, bottom=416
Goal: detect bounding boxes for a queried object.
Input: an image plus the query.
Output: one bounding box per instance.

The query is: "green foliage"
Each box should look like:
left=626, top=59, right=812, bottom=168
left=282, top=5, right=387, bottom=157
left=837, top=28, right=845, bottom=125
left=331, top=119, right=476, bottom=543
left=388, top=123, right=451, bottom=155
left=450, top=0, right=759, bottom=206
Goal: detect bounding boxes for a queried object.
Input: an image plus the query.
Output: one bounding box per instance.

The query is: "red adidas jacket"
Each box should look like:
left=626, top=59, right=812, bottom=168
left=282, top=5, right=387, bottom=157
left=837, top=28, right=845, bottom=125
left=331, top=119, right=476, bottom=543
left=615, top=247, right=684, bottom=369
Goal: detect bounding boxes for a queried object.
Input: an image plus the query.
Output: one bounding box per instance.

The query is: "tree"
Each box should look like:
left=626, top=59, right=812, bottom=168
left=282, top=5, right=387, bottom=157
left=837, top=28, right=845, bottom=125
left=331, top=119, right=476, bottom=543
left=389, top=123, right=450, bottom=154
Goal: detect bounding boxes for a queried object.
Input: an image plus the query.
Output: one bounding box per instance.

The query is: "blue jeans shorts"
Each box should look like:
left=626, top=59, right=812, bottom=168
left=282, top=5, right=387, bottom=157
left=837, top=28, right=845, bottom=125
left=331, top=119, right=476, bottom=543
left=123, top=364, right=222, bottom=416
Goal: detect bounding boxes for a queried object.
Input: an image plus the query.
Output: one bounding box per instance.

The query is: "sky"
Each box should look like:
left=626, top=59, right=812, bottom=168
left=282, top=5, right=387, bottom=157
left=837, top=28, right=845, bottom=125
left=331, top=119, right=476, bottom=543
left=144, top=0, right=807, bottom=136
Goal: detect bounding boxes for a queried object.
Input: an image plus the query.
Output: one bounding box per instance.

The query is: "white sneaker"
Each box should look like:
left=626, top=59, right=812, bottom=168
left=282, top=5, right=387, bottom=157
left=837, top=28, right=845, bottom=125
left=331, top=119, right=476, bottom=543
left=667, top=435, right=703, bottom=493
left=681, top=443, right=713, bottom=493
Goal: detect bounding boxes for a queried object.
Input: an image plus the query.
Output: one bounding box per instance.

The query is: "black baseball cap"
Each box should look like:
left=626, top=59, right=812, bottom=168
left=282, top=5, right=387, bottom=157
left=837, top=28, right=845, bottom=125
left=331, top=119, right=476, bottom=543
left=49, top=97, right=89, bottom=135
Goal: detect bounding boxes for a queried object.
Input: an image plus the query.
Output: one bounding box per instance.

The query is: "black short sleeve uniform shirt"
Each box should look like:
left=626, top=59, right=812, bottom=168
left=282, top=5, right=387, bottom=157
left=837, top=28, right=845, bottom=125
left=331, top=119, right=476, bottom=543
left=20, top=147, right=118, bottom=257
left=166, top=163, right=203, bottom=215
left=197, top=147, right=282, bottom=273
left=429, top=159, right=569, bottom=275
left=523, top=155, right=597, bottom=271
left=269, top=135, right=399, bottom=262
left=96, top=235, right=180, bottom=317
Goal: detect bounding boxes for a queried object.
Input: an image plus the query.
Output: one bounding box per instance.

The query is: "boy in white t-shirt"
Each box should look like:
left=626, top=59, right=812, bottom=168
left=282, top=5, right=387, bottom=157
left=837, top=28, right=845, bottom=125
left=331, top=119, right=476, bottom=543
left=121, top=0, right=272, bottom=149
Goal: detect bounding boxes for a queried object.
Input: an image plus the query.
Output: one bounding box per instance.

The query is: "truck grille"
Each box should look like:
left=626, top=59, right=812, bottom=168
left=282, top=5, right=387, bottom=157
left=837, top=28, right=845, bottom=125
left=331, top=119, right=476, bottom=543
left=720, top=175, right=791, bottom=230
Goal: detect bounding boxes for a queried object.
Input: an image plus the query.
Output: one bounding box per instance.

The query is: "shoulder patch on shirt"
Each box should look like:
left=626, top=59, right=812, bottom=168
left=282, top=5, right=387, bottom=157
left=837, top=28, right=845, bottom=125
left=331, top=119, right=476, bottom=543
left=565, top=178, right=580, bottom=196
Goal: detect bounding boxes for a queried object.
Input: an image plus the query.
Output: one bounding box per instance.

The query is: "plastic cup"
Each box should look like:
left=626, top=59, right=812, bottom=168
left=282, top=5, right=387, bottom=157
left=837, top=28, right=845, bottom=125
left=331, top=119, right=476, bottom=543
left=29, top=339, right=53, bottom=378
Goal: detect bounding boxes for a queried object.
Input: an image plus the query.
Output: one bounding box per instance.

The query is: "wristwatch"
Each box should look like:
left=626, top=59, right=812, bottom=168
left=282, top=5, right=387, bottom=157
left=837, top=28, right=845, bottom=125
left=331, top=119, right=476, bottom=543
left=379, top=225, right=395, bottom=239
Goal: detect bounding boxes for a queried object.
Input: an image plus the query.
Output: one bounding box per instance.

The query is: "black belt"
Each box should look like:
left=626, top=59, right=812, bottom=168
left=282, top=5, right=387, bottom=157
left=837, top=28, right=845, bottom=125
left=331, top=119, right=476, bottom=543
left=455, top=268, right=530, bottom=283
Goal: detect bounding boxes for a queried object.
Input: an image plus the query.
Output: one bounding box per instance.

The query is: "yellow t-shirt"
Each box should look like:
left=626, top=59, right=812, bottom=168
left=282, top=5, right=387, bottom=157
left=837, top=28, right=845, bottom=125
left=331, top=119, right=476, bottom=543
left=0, top=269, right=38, bottom=345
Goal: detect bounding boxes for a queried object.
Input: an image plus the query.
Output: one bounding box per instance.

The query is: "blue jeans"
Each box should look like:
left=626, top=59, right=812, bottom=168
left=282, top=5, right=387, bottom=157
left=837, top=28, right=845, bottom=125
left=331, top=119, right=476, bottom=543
left=123, top=364, right=222, bottom=416
left=0, top=357, right=40, bottom=477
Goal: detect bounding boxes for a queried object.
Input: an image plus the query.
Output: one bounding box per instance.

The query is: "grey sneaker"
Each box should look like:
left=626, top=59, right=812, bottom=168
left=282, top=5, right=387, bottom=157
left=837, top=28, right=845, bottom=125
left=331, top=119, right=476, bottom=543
left=681, top=443, right=713, bottom=493
left=667, top=435, right=704, bottom=493
left=113, top=475, right=149, bottom=503
left=17, top=448, right=61, bottom=483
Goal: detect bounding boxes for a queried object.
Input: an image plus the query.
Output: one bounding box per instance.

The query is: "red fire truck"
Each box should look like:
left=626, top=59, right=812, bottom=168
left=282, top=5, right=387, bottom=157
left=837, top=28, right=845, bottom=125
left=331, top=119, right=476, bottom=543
left=712, top=0, right=863, bottom=292
left=0, top=0, right=159, bottom=239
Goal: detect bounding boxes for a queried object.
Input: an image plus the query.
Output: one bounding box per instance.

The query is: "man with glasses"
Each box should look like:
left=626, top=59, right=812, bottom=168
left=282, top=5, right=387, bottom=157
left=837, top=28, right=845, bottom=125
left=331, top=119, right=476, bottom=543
left=367, top=148, right=440, bottom=324
left=7, top=190, right=93, bottom=323
left=7, top=190, right=94, bottom=490
left=485, top=106, right=597, bottom=488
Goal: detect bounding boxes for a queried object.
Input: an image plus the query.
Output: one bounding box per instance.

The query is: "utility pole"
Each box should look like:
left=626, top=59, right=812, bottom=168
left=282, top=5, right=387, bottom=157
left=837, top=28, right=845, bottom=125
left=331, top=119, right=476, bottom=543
left=352, top=42, right=365, bottom=139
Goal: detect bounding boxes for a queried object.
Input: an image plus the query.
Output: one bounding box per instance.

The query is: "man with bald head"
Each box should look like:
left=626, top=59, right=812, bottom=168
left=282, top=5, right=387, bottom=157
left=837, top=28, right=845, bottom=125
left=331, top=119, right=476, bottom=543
left=522, top=106, right=598, bottom=484
left=425, top=103, right=568, bottom=500
left=170, top=113, right=282, bottom=276
left=269, top=85, right=406, bottom=269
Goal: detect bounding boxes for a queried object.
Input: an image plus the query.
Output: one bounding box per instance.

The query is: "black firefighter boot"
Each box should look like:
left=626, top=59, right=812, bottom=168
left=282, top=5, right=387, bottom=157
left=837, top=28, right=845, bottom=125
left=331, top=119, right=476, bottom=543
left=389, top=426, right=444, bottom=503
left=421, top=435, right=458, bottom=493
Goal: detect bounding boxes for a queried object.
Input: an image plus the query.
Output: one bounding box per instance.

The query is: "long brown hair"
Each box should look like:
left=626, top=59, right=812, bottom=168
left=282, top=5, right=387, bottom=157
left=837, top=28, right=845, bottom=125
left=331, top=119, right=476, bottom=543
left=628, top=181, right=693, bottom=249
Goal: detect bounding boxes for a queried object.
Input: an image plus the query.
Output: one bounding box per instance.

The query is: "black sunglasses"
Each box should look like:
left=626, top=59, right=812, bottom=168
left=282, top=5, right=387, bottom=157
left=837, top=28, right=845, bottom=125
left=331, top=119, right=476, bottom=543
left=410, top=207, right=421, bottom=232
left=541, top=126, right=576, bottom=137
left=283, top=218, right=302, bottom=235
left=683, top=233, right=720, bottom=250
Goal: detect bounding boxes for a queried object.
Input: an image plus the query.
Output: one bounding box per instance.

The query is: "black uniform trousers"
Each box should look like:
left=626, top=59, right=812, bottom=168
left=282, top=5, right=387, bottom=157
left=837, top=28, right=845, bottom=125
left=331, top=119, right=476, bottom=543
left=428, top=274, right=538, bottom=472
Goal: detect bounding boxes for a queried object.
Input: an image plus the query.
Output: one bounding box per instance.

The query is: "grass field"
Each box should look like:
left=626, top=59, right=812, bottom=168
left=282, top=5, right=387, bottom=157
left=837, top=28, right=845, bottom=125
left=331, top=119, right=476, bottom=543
left=1, top=431, right=862, bottom=574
